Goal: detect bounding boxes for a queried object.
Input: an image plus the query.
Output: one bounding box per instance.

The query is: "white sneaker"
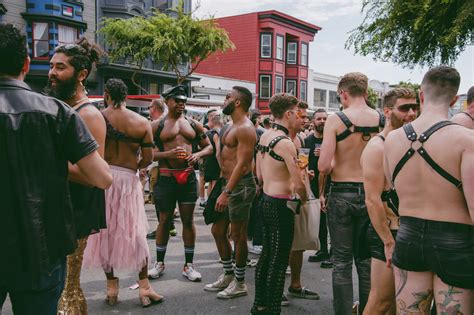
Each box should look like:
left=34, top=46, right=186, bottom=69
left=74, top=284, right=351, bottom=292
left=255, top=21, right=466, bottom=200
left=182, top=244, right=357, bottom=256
left=148, top=261, right=165, bottom=279
left=217, top=279, right=248, bottom=299
left=249, top=245, right=263, bottom=255
left=285, top=266, right=291, bottom=275
left=182, top=263, right=202, bottom=282
left=203, top=273, right=234, bottom=292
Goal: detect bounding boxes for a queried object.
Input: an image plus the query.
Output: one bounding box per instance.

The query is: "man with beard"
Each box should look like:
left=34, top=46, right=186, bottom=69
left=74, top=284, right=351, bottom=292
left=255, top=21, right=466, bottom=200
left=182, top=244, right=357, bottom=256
left=451, top=86, right=473, bottom=129
left=149, top=85, right=212, bottom=282
left=361, top=88, right=418, bottom=314
left=47, top=38, right=109, bottom=313
left=318, top=72, right=384, bottom=315
left=306, top=109, right=331, bottom=265
left=0, top=24, right=112, bottom=315
left=253, top=93, right=307, bottom=314
left=204, top=86, right=256, bottom=299
left=385, top=66, right=473, bottom=314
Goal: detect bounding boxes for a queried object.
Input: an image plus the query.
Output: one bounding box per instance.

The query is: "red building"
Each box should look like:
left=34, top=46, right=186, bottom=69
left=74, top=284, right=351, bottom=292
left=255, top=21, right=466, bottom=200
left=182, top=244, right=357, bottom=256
left=195, top=10, right=321, bottom=113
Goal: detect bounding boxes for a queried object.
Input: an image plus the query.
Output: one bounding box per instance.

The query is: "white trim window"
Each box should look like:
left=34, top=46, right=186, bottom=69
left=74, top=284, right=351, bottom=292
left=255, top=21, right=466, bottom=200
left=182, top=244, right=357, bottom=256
left=287, top=42, right=297, bottom=64
left=300, top=80, right=307, bottom=101
left=275, top=76, right=283, bottom=94
left=301, top=43, right=308, bottom=66
left=286, top=80, right=296, bottom=96
left=260, top=75, right=271, bottom=99
left=276, top=35, right=284, bottom=60
left=58, top=24, right=77, bottom=45
left=260, top=33, right=272, bottom=58
left=32, top=22, right=49, bottom=59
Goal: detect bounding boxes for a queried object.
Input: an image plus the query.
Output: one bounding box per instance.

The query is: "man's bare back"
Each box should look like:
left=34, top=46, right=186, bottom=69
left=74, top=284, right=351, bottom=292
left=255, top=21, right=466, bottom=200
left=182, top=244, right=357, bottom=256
left=385, top=121, right=473, bottom=225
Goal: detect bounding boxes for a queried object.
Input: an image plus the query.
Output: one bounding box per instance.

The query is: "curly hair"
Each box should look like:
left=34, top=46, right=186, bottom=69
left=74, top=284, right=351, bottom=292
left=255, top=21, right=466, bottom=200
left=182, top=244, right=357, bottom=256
left=0, top=24, right=28, bottom=76
left=105, top=78, right=128, bottom=108
left=54, top=37, right=104, bottom=81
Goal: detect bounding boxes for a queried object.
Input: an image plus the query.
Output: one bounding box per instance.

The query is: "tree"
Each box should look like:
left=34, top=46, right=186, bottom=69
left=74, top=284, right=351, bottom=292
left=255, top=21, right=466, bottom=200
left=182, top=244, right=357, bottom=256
left=366, top=87, right=378, bottom=109
left=346, top=0, right=474, bottom=68
left=99, top=2, right=234, bottom=88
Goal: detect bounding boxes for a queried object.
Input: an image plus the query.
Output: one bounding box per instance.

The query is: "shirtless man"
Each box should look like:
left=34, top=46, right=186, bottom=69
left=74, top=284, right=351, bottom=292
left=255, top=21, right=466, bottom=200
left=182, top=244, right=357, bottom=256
left=385, top=66, right=474, bottom=314
left=318, top=72, right=384, bottom=315
left=252, top=93, right=307, bottom=315
left=286, top=101, right=320, bottom=304
left=203, top=86, right=256, bottom=299
left=361, top=88, right=418, bottom=314
left=148, top=85, right=212, bottom=281
left=451, top=86, right=473, bottom=129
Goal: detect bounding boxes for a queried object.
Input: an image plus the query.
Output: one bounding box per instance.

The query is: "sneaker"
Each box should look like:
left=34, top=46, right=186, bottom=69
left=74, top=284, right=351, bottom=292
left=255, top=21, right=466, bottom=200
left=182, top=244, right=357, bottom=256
left=285, top=266, right=291, bottom=275
left=169, top=227, right=177, bottom=237
left=287, top=286, right=320, bottom=300
left=249, top=245, right=262, bottom=255
left=146, top=230, right=156, bottom=240
left=320, top=260, right=333, bottom=269
left=182, top=263, right=202, bottom=282
left=281, top=293, right=290, bottom=306
left=246, top=259, right=258, bottom=267
left=204, top=274, right=234, bottom=292
left=217, top=279, right=247, bottom=299
left=308, top=251, right=329, bottom=262
left=148, top=261, right=165, bottom=279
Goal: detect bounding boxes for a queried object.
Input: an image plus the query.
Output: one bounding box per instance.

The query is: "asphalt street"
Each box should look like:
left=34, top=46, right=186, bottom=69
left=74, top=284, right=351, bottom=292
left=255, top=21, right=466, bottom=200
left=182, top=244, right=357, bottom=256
left=2, top=203, right=355, bottom=315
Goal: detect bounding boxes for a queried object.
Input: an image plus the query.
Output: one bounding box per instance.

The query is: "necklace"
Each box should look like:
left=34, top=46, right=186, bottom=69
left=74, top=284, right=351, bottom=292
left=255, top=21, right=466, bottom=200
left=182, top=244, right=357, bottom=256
left=72, top=97, right=89, bottom=108
left=272, top=123, right=289, bottom=135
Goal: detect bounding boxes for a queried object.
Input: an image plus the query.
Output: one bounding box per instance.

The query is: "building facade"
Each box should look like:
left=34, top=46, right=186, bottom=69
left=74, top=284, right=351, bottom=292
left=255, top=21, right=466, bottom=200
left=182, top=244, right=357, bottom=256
left=195, top=10, right=321, bottom=114
left=0, top=0, right=192, bottom=95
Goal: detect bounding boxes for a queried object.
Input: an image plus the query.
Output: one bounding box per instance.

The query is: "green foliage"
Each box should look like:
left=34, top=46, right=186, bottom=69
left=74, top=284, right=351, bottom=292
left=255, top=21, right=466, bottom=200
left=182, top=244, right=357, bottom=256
left=346, top=0, right=474, bottom=68
left=397, top=81, right=421, bottom=96
left=99, top=2, right=235, bottom=85
left=367, top=87, right=378, bottom=109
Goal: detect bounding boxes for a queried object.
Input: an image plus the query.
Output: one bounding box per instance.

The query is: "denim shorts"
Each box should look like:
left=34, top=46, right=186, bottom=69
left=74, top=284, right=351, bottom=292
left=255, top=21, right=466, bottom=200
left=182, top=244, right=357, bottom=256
left=221, top=173, right=256, bottom=222
left=392, top=216, right=474, bottom=289
left=367, top=224, right=397, bottom=262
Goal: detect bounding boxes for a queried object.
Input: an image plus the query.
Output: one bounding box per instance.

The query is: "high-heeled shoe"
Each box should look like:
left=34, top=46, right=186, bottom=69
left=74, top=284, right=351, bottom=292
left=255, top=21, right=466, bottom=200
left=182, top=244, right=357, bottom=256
left=138, top=278, right=164, bottom=307
left=106, top=277, right=119, bottom=306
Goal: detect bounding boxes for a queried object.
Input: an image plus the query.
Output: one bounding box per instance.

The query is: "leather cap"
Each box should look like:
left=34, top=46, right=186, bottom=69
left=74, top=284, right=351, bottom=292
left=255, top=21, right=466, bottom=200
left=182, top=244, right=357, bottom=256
left=162, top=85, right=188, bottom=101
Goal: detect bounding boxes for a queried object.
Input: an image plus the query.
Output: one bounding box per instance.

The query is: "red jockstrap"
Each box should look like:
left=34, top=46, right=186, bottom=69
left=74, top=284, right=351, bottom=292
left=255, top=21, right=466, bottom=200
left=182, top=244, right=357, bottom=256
left=160, top=168, right=194, bottom=185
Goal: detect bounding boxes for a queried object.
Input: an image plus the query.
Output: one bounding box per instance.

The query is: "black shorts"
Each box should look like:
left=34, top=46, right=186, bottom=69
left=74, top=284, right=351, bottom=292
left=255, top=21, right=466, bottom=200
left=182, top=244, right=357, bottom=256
left=154, top=171, right=198, bottom=212
left=392, top=216, right=474, bottom=289
left=367, top=224, right=397, bottom=262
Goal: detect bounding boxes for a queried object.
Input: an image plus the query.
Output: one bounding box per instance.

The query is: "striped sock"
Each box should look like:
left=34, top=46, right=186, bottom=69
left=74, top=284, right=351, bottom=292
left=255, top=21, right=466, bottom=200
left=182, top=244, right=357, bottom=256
left=184, top=246, right=195, bottom=264
left=235, top=265, right=246, bottom=282
left=222, top=258, right=234, bottom=275
left=156, top=244, right=167, bottom=262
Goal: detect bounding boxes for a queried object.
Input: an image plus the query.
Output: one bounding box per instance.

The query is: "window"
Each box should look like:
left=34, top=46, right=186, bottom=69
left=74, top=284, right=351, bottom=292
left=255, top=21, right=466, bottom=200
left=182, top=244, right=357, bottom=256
left=301, top=43, right=308, bottom=66
left=286, top=80, right=296, bottom=96
left=259, top=75, right=271, bottom=99
left=275, top=76, right=283, bottom=94
left=276, top=35, right=284, bottom=60
left=300, top=80, right=307, bottom=101
left=260, top=33, right=272, bottom=58
left=32, top=22, right=49, bottom=59
left=287, top=42, right=297, bottom=64
left=58, top=24, right=77, bottom=45
left=314, top=88, right=326, bottom=108
left=329, top=91, right=339, bottom=109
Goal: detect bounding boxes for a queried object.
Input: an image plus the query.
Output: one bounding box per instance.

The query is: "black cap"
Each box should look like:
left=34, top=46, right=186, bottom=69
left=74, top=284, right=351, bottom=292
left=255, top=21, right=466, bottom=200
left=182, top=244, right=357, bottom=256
left=162, top=85, right=188, bottom=101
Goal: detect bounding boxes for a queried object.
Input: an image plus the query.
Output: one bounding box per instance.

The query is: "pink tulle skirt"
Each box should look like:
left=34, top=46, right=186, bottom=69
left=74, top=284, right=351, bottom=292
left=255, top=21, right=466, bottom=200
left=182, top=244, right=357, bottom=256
left=83, top=166, right=150, bottom=273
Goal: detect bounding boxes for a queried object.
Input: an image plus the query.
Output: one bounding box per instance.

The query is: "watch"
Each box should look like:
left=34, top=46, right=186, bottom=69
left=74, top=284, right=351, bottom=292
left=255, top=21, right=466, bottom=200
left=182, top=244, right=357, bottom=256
left=223, top=188, right=232, bottom=195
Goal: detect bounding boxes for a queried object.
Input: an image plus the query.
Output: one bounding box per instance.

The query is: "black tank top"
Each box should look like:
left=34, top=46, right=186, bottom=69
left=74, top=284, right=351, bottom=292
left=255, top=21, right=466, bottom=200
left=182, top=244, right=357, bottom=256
left=69, top=102, right=107, bottom=239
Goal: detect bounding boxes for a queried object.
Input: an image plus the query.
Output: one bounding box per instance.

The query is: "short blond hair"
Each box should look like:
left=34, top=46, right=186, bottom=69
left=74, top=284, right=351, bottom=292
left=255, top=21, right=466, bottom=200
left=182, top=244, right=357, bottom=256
left=383, top=88, right=417, bottom=109
left=338, top=72, right=368, bottom=97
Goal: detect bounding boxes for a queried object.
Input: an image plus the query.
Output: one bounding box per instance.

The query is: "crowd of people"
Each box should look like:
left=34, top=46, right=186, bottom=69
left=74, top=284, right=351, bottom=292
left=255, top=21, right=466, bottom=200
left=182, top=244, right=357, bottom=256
left=1, top=23, right=473, bottom=315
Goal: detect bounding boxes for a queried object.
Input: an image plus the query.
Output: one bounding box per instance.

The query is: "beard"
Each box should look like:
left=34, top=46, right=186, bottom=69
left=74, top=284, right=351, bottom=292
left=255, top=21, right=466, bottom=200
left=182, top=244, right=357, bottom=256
left=222, top=101, right=235, bottom=115
left=315, top=124, right=324, bottom=133
left=45, top=75, right=79, bottom=101
left=390, top=114, right=405, bottom=129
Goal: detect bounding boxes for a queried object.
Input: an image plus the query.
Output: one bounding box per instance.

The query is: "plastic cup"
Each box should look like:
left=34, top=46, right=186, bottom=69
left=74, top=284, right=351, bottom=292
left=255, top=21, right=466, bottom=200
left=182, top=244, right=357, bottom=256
left=297, top=148, right=310, bottom=169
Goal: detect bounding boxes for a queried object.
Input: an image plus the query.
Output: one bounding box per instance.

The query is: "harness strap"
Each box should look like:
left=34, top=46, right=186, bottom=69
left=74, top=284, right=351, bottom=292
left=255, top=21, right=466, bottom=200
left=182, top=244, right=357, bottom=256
left=391, top=121, right=462, bottom=190
left=461, top=111, right=474, bottom=121
left=335, top=111, right=383, bottom=142
left=257, top=135, right=290, bottom=162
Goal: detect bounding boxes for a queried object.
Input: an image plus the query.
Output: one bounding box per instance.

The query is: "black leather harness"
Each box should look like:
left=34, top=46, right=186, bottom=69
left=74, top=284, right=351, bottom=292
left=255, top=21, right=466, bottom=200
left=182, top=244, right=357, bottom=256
left=335, top=111, right=385, bottom=142
left=256, top=123, right=291, bottom=162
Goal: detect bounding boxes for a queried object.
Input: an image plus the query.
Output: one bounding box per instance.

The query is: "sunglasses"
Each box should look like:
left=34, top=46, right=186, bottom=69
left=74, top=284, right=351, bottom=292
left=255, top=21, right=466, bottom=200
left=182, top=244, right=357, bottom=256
left=336, top=90, right=345, bottom=104
left=396, top=103, right=419, bottom=112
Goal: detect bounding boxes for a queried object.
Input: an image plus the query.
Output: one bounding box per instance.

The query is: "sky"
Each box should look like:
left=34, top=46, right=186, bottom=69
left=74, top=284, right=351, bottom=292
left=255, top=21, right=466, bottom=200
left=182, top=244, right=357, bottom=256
left=194, top=0, right=474, bottom=94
